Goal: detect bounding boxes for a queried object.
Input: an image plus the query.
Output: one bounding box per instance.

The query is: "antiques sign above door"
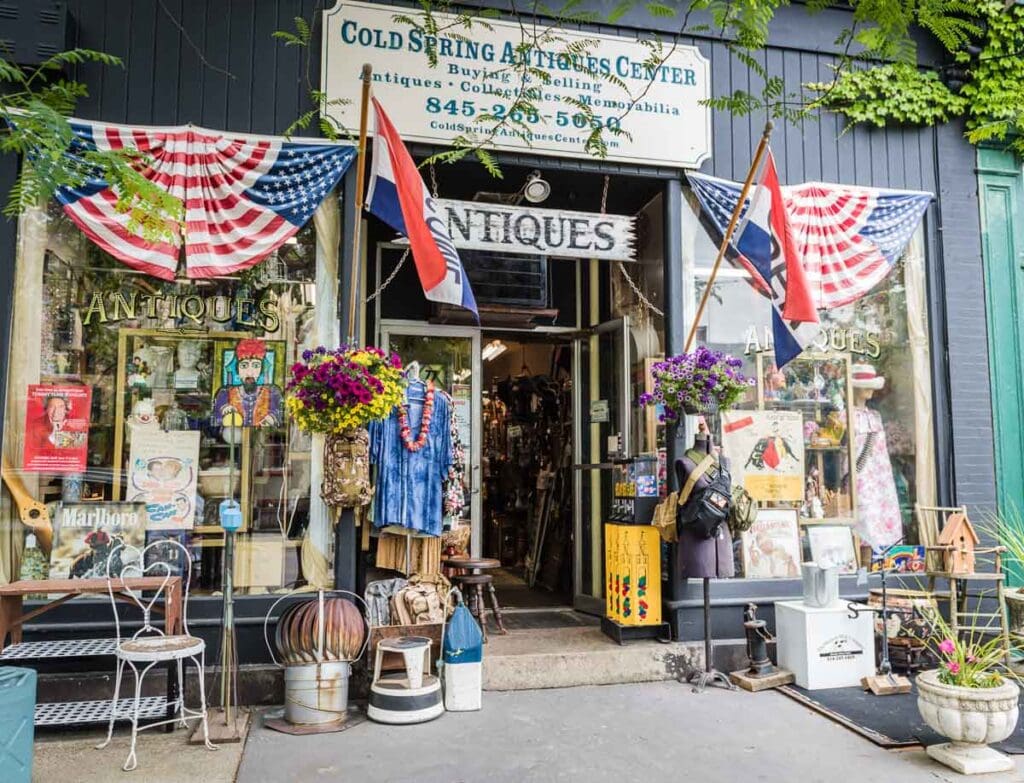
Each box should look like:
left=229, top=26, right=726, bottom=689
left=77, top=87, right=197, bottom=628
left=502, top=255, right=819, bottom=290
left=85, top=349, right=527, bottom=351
left=322, top=1, right=711, bottom=168
left=435, top=200, right=636, bottom=261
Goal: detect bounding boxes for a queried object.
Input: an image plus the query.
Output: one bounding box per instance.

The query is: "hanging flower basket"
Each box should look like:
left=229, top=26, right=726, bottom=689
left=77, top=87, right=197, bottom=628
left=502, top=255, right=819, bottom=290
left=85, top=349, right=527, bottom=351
left=286, top=346, right=405, bottom=508
left=639, top=346, right=753, bottom=422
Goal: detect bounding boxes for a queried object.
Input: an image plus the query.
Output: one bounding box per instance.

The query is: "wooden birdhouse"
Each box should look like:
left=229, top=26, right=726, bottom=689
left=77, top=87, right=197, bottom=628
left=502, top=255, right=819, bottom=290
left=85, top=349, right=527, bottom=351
left=938, top=511, right=979, bottom=574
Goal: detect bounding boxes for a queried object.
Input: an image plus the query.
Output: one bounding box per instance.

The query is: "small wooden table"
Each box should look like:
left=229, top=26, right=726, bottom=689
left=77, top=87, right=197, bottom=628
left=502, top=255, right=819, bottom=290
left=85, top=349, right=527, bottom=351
left=0, top=577, right=184, bottom=649
left=441, top=557, right=507, bottom=640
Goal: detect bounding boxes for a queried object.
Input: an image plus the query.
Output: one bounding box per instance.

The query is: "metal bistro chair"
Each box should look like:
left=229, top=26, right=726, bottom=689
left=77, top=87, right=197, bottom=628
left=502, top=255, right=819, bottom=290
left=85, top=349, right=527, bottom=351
left=96, top=540, right=216, bottom=771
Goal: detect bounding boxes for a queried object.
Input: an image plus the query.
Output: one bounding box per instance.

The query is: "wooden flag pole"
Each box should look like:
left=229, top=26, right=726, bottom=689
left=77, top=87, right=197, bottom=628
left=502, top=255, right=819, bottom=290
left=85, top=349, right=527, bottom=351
left=683, top=120, right=774, bottom=353
left=346, top=63, right=373, bottom=343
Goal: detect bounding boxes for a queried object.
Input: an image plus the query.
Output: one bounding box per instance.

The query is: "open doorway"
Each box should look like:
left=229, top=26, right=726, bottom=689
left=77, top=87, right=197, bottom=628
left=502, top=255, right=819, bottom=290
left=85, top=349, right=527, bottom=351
left=481, top=334, right=574, bottom=609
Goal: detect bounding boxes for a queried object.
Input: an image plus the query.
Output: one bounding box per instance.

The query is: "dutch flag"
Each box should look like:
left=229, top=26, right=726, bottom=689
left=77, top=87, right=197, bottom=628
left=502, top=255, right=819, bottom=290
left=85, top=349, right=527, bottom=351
left=366, top=99, right=478, bottom=319
left=734, top=149, right=819, bottom=367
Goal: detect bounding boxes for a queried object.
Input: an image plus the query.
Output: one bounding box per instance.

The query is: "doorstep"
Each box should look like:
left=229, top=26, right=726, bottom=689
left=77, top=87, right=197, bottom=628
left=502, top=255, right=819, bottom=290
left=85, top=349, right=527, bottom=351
left=482, top=625, right=702, bottom=691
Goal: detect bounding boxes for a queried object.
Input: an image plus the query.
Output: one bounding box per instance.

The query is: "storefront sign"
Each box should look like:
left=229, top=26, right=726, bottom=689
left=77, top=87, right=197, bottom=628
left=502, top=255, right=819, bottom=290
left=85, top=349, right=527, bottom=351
left=23, top=384, right=91, bottom=474
left=322, top=1, right=711, bottom=167
left=81, top=290, right=280, bottom=332
left=438, top=200, right=635, bottom=261
left=744, top=325, right=882, bottom=359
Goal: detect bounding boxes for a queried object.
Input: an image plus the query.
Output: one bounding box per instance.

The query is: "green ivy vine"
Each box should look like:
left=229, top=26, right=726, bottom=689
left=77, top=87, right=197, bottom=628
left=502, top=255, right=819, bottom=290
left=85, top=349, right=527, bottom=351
left=811, top=1, right=1024, bottom=155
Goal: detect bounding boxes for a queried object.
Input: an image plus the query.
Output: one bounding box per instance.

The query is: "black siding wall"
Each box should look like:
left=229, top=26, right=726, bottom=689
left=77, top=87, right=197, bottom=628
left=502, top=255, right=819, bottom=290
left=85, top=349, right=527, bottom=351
left=0, top=1, right=992, bottom=648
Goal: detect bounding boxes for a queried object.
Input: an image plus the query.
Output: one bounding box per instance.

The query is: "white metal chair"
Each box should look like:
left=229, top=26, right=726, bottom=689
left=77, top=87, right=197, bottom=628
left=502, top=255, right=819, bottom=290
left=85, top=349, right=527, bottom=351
left=95, top=540, right=216, bottom=771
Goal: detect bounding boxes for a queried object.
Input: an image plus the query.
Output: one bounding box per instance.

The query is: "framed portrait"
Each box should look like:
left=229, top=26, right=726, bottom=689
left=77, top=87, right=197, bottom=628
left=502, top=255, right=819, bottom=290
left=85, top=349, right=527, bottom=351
left=211, top=338, right=286, bottom=429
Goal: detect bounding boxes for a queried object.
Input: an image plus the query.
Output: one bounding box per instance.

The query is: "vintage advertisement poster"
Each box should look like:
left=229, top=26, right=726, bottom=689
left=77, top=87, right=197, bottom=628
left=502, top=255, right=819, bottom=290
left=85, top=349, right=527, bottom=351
left=807, top=525, right=858, bottom=574
left=22, top=384, right=92, bottom=473
left=721, top=410, right=804, bottom=502
left=741, top=509, right=801, bottom=579
left=127, top=429, right=201, bottom=530
left=50, top=502, right=147, bottom=579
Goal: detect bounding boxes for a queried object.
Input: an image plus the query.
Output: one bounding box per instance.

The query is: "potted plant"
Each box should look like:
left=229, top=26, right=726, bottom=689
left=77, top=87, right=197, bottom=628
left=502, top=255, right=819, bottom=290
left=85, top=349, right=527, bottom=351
left=917, top=612, right=1020, bottom=774
left=638, top=345, right=753, bottom=420
left=286, top=345, right=404, bottom=507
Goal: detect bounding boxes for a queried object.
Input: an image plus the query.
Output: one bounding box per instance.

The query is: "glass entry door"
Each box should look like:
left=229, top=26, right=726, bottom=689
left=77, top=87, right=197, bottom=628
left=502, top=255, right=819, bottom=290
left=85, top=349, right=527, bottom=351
left=573, top=317, right=631, bottom=615
left=379, top=323, right=482, bottom=554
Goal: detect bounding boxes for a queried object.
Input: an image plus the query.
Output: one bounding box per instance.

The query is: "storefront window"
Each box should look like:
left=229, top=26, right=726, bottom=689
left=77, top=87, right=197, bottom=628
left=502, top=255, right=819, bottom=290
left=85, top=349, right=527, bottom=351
left=1, top=201, right=340, bottom=594
left=681, top=190, right=935, bottom=578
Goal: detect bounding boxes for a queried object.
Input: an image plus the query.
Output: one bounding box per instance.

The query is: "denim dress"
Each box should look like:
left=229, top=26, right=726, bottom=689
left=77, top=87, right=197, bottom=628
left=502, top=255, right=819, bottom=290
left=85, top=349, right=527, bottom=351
left=369, top=384, right=453, bottom=536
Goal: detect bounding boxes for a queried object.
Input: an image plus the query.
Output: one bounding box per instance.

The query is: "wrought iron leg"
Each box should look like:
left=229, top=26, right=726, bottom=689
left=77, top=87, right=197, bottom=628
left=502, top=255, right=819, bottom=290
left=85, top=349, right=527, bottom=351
left=177, top=658, right=188, bottom=728
left=195, top=652, right=216, bottom=751
left=123, top=662, right=154, bottom=772
left=96, top=657, right=125, bottom=751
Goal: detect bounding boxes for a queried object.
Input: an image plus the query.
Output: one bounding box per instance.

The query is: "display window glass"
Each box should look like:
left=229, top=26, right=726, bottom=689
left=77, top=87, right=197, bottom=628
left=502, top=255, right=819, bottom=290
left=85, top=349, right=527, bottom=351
left=680, top=191, right=935, bottom=578
left=1, top=202, right=339, bottom=594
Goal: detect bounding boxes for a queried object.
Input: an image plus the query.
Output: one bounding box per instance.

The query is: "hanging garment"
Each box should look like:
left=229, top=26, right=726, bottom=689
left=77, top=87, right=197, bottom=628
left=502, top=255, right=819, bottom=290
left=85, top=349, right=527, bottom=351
left=364, top=577, right=409, bottom=627
left=369, top=383, right=453, bottom=535
left=852, top=406, right=903, bottom=548
left=441, top=390, right=468, bottom=520
left=375, top=531, right=442, bottom=576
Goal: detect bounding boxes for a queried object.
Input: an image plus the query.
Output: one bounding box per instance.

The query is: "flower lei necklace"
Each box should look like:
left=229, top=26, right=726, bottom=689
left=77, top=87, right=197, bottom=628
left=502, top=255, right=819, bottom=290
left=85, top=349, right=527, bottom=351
left=398, top=381, right=435, bottom=452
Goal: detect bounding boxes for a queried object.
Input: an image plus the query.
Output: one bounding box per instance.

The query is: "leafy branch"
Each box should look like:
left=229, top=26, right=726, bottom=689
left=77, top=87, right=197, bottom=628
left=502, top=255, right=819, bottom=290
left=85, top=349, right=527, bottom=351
left=0, top=50, right=182, bottom=241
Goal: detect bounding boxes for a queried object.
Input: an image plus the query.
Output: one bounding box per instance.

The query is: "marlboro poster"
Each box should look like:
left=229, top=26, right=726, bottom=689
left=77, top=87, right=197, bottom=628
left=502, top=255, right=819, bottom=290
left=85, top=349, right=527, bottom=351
left=22, top=384, right=91, bottom=473
left=50, top=502, right=146, bottom=579
left=126, top=429, right=200, bottom=530
left=721, top=410, right=804, bottom=502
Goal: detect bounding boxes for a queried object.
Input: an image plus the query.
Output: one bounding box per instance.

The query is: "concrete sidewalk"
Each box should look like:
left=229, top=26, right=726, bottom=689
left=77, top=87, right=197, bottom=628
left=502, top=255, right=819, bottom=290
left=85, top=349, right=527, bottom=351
left=236, top=682, right=1024, bottom=783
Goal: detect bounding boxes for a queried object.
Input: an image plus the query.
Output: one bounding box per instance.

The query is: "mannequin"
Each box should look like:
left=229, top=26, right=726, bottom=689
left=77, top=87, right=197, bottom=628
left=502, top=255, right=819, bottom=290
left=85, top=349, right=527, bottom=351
left=850, top=364, right=902, bottom=549
left=675, top=430, right=736, bottom=693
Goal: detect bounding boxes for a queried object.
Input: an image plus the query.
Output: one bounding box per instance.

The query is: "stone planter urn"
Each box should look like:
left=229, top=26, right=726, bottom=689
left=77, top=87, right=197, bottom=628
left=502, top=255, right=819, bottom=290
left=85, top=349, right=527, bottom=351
left=916, top=668, right=1020, bottom=774
left=1006, top=589, right=1024, bottom=636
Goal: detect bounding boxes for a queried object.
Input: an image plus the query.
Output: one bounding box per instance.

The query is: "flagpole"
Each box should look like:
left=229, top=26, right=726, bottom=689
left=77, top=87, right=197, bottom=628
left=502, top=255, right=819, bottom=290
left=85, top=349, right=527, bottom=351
left=346, top=63, right=373, bottom=344
left=683, top=120, right=774, bottom=353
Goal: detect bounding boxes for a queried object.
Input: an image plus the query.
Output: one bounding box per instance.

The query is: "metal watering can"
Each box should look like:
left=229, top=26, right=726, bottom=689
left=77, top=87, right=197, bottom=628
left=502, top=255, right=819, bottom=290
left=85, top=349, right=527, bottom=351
left=800, top=562, right=840, bottom=608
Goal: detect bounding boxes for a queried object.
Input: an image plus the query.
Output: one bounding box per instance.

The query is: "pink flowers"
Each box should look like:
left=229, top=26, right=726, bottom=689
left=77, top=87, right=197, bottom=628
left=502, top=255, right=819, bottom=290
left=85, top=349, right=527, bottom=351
left=946, top=661, right=961, bottom=675
left=938, top=638, right=956, bottom=655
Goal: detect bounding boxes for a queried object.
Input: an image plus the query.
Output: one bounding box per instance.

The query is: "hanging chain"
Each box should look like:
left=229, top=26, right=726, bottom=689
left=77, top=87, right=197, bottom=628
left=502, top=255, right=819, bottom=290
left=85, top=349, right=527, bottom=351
left=367, top=161, right=436, bottom=303
left=366, top=247, right=410, bottom=302
left=603, top=174, right=665, bottom=318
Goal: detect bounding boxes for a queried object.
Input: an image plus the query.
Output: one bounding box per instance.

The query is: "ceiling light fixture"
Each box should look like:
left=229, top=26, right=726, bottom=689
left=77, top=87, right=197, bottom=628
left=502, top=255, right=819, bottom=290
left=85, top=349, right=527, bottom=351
left=482, top=339, right=508, bottom=361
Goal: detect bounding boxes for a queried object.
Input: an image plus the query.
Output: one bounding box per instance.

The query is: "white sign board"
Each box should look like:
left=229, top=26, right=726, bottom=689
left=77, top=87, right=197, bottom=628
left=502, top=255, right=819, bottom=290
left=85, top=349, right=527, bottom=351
left=322, top=1, right=711, bottom=167
left=437, top=199, right=634, bottom=260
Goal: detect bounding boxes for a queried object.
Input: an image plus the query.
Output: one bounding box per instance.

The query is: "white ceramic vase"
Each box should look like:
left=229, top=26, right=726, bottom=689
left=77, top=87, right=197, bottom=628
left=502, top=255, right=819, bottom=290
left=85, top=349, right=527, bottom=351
left=916, top=668, right=1020, bottom=775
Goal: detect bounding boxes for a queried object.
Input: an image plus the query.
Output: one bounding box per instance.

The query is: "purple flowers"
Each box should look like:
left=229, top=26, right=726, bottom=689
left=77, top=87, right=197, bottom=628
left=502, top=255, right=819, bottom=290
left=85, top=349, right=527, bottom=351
left=639, top=345, right=753, bottom=419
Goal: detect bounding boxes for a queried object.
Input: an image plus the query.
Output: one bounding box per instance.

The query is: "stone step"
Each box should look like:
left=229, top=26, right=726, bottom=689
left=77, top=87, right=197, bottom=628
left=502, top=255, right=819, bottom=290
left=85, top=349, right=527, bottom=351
left=482, top=625, right=703, bottom=691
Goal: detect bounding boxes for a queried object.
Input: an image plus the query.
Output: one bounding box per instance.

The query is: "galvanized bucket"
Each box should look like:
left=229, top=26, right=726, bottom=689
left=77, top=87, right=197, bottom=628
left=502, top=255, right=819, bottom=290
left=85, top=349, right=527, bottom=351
left=801, top=562, right=839, bottom=608
left=283, top=661, right=351, bottom=725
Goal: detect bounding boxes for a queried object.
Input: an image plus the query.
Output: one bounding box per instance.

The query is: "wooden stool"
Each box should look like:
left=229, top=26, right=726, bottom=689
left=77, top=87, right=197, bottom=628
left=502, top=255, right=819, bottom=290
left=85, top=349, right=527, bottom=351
left=443, top=557, right=507, bottom=641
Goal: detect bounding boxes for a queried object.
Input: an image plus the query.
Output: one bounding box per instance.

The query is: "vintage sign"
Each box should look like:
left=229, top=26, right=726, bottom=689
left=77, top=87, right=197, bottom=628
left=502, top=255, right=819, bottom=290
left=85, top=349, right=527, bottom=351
left=51, top=502, right=147, bottom=579
left=81, top=290, right=280, bottom=332
left=744, top=325, right=882, bottom=359
left=721, top=411, right=804, bottom=502
left=23, top=385, right=91, bottom=474
left=322, top=1, right=711, bottom=167
left=589, top=399, right=610, bottom=423
left=436, top=200, right=634, bottom=261
left=126, top=429, right=201, bottom=531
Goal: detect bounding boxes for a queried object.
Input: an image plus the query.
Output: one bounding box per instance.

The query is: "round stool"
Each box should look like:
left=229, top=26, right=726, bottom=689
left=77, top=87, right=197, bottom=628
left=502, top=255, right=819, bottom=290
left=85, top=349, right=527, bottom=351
left=368, top=636, right=443, bottom=724
left=443, top=558, right=507, bottom=641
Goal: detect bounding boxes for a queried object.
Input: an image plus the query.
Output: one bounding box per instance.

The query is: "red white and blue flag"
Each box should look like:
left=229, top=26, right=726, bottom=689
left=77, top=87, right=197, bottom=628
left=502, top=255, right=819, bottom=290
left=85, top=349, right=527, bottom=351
left=688, top=168, right=931, bottom=311
left=366, top=98, right=478, bottom=319
left=707, top=149, right=820, bottom=367
left=55, top=119, right=355, bottom=280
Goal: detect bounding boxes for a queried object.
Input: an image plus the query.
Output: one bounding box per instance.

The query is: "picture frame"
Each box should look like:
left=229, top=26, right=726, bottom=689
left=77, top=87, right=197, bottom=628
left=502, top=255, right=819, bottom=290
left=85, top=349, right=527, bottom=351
left=741, top=508, right=801, bottom=579
left=806, top=524, right=858, bottom=574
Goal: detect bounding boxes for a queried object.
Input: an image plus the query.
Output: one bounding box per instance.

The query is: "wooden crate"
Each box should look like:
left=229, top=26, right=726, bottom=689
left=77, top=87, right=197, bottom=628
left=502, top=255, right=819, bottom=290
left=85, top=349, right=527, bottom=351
left=367, top=623, right=443, bottom=673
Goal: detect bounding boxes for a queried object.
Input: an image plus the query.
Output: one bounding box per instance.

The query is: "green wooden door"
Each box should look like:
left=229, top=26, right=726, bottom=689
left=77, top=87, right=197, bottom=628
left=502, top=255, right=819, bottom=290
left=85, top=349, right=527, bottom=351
left=980, top=147, right=1024, bottom=584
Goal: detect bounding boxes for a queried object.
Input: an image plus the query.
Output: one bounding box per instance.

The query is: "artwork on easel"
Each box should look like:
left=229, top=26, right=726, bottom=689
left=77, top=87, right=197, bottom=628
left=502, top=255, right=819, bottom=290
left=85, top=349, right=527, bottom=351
left=806, top=524, right=858, bottom=574
left=721, top=411, right=804, bottom=502
left=741, top=508, right=801, bottom=578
